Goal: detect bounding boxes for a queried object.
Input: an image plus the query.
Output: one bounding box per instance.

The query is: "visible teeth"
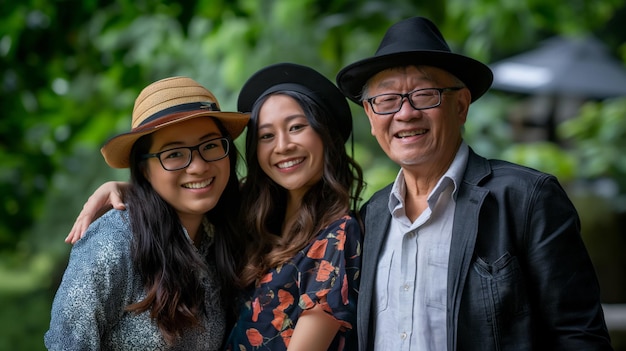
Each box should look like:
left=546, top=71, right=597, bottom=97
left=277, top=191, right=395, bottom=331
left=277, top=159, right=303, bottom=169
left=183, top=179, right=213, bottom=189
left=397, top=129, right=426, bottom=138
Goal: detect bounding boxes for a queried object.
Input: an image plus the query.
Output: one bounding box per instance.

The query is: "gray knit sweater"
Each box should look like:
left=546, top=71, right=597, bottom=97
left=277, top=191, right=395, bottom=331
left=44, top=209, right=225, bottom=350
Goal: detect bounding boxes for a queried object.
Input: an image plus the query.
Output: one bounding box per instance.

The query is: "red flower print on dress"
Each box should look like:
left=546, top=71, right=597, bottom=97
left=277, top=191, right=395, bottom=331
left=316, top=260, right=335, bottom=282
left=341, top=274, right=349, bottom=304
left=281, top=328, right=294, bottom=348
left=271, top=308, right=287, bottom=331
left=307, top=239, right=328, bottom=259
left=273, top=289, right=294, bottom=331
left=225, top=215, right=362, bottom=351
left=336, top=224, right=346, bottom=251
left=277, top=289, right=294, bottom=311
left=259, top=272, right=273, bottom=284
left=252, top=297, right=261, bottom=322
left=299, top=294, right=314, bottom=310
left=315, top=289, right=331, bottom=299
left=246, top=328, right=263, bottom=347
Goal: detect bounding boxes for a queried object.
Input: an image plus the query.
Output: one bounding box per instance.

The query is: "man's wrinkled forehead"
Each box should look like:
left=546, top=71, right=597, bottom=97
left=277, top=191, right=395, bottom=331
left=365, top=65, right=454, bottom=92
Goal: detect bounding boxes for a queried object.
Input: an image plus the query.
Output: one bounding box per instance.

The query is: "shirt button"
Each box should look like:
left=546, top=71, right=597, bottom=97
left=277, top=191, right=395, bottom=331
left=403, top=284, right=410, bottom=291
left=400, top=332, right=407, bottom=340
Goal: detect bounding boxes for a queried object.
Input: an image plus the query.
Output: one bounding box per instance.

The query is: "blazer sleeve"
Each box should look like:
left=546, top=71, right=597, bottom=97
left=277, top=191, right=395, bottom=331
left=524, top=175, right=611, bottom=349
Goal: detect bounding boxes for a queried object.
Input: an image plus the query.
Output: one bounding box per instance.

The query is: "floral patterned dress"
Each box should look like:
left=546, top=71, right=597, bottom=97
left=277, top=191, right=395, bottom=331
left=225, top=214, right=362, bottom=351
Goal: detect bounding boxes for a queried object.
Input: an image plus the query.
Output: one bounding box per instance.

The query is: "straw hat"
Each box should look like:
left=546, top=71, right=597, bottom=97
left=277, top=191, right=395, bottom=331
left=336, top=16, right=493, bottom=104
left=101, top=76, right=250, bottom=168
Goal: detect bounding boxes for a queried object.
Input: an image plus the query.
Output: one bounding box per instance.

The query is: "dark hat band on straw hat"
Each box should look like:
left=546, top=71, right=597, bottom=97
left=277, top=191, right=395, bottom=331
left=336, top=16, right=493, bottom=105
left=133, top=102, right=220, bottom=131
left=238, top=62, right=353, bottom=142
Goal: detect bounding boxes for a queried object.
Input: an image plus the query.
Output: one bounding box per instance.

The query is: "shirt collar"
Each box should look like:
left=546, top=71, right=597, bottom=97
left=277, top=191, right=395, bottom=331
left=388, top=141, right=469, bottom=213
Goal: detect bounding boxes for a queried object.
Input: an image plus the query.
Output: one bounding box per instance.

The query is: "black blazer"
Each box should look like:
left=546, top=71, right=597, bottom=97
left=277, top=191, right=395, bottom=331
left=358, top=147, right=612, bottom=351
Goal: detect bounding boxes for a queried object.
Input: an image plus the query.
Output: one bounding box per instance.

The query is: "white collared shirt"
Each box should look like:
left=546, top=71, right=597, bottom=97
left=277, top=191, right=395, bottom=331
left=373, top=142, right=469, bottom=351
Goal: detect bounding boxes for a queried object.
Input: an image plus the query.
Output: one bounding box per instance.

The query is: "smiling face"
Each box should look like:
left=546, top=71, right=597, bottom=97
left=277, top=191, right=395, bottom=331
left=255, top=94, right=325, bottom=201
left=363, top=65, right=471, bottom=175
left=144, top=117, right=230, bottom=227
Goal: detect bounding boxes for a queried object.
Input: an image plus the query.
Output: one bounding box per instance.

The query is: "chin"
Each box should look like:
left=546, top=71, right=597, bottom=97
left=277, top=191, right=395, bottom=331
left=396, top=156, right=427, bottom=168
left=195, top=199, right=220, bottom=213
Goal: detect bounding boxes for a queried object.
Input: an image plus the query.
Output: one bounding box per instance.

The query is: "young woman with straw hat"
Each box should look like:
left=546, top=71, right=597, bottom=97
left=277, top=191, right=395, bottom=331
left=45, top=76, right=249, bottom=350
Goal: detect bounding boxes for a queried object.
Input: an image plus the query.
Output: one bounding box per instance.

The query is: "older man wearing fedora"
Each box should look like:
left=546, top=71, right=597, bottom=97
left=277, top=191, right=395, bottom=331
left=337, top=17, right=612, bottom=351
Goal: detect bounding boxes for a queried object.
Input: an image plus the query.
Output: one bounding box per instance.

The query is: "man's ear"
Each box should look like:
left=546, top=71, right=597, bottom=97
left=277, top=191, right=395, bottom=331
left=363, top=102, right=377, bottom=136
left=457, top=88, right=471, bottom=122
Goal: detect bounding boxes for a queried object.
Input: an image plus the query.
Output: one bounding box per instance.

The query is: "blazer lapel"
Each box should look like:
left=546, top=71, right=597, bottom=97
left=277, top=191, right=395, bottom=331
left=446, top=148, right=491, bottom=350
left=359, top=185, right=392, bottom=351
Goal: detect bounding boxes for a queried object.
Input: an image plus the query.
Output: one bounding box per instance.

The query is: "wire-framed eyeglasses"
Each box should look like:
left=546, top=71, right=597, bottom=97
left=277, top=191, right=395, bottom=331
left=366, top=87, right=464, bottom=115
left=142, top=137, right=230, bottom=171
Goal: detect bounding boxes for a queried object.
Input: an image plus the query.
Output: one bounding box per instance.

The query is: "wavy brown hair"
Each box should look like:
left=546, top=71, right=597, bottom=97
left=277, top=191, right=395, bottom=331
left=239, top=91, right=364, bottom=286
left=124, top=117, right=246, bottom=344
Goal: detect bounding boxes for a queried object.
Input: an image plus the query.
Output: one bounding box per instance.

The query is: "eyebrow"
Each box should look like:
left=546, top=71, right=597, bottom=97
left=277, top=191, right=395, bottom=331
left=257, top=114, right=307, bottom=130
left=157, top=132, right=222, bottom=150
left=374, top=76, right=434, bottom=90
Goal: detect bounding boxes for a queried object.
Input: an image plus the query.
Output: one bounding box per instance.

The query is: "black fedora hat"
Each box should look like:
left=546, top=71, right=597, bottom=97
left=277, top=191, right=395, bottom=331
left=336, top=16, right=493, bottom=104
left=238, top=62, right=352, bottom=141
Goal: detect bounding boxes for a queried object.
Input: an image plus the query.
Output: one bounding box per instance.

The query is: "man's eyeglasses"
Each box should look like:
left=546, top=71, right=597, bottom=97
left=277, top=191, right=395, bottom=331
left=365, top=87, right=464, bottom=115
left=142, top=137, right=230, bottom=171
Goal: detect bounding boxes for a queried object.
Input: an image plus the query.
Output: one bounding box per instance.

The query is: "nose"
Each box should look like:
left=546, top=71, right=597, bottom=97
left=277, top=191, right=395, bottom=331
left=185, top=149, right=210, bottom=174
left=274, top=132, right=293, bottom=154
left=394, top=96, right=419, bottom=121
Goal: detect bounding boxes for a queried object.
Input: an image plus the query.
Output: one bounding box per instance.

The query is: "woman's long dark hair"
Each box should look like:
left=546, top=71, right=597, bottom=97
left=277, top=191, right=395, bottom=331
left=124, top=117, right=246, bottom=343
left=239, top=91, right=365, bottom=286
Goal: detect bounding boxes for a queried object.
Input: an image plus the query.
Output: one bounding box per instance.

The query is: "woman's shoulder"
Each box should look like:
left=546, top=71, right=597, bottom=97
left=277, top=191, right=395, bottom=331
left=315, top=212, right=363, bottom=247
left=324, top=213, right=361, bottom=233
left=64, top=209, right=135, bottom=281
left=75, top=208, right=132, bottom=252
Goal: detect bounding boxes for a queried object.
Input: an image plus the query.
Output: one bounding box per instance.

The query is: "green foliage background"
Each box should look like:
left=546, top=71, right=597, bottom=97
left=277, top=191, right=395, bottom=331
left=2, top=0, right=626, bottom=349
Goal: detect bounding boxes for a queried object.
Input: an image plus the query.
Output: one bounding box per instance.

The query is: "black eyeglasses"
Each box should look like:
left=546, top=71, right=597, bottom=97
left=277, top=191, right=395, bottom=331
left=366, top=87, right=464, bottom=115
left=142, top=137, right=230, bottom=171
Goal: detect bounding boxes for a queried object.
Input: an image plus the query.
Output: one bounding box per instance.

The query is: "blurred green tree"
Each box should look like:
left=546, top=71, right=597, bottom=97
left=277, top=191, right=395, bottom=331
left=2, top=0, right=626, bottom=349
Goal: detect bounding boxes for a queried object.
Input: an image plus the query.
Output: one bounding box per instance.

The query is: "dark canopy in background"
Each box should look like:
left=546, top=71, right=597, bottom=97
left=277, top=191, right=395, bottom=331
left=489, top=35, right=626, bottom=141
left=490, top=35, right=626, bottom=98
